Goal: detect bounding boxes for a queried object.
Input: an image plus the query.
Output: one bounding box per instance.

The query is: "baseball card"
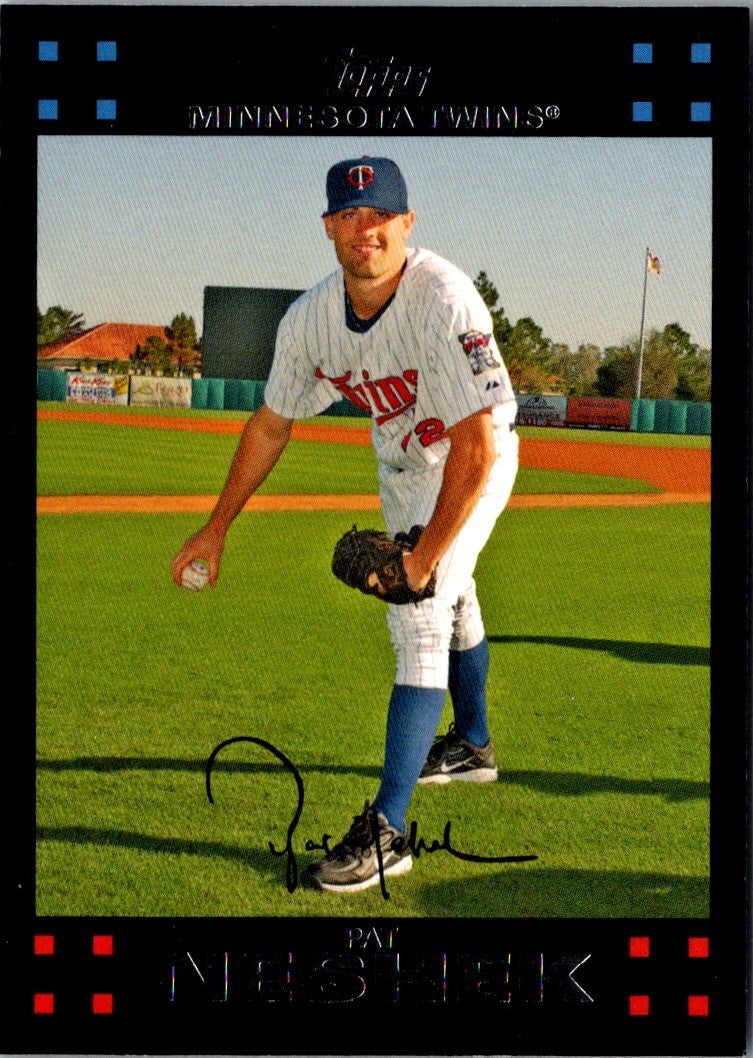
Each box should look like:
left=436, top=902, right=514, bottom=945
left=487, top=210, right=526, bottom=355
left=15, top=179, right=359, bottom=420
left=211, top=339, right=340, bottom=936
left=4, top=2, right=751, bottom=1055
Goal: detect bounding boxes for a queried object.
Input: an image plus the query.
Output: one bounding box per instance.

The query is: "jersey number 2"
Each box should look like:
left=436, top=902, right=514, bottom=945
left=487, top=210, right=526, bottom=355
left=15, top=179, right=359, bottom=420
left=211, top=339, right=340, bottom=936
left=401, top=417, right=448, bottom=451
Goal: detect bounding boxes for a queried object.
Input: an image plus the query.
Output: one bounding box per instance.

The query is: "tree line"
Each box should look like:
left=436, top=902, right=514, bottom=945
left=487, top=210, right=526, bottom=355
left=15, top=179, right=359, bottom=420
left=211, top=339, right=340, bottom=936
left=131, top=314, right=201, bottom=375
left=38, top=284, right=712, bottom=402
left=473, top=272, right=711, bottom=402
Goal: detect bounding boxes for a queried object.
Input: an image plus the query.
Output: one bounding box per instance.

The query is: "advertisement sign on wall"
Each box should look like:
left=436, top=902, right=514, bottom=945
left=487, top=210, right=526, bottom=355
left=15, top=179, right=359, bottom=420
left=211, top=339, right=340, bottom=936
left=129, top=375, right=192, bottom=409
left=515, top=394, right=568, bottom=427
left=65, top=373, right=129, bottom=405
left=566, top=396, right=632, bottom=431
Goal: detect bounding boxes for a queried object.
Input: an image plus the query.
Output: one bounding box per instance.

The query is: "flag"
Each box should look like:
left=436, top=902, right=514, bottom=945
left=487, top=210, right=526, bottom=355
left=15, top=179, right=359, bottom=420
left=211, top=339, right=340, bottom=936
left=646, top=250, right=661, bottom=275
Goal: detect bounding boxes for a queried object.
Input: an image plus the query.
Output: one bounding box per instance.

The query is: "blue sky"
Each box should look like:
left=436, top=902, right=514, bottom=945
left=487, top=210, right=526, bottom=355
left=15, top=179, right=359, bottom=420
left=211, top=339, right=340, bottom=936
left=37, top=135, right=712, bottom=351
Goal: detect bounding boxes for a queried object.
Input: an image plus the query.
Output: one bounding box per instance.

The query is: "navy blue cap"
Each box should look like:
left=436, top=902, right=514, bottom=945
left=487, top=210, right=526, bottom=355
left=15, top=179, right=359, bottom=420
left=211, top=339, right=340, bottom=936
left=323, top=156, right=409, bottom=217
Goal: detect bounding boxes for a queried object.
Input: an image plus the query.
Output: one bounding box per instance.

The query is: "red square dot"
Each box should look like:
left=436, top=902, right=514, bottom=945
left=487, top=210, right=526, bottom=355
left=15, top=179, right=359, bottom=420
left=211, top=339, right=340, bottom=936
left=92, top=993, right=113, bottom=1015
left=33, top=934, right=55, bottom=956
left=629, top=994, right=650, bottom=1016
left=33, top=993, right=54, bottom=1015
left=688, top=936, right=709, bottom=958
left=629, top=936, right=650, bottom=958
left=688, top=994, right=709, bottom=1017
left=92, top=934, right=113, bottom=956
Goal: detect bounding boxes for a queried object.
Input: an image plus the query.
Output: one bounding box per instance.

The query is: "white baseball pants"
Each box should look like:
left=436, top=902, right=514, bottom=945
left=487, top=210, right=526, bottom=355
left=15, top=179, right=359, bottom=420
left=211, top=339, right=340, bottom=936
left=378, top=421, right=519, bottom=688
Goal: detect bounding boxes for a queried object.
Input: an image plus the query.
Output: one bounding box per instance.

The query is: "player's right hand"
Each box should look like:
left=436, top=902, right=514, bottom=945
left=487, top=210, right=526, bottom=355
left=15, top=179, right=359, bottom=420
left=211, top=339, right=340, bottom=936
left=171, top=523, right=226, bottom=588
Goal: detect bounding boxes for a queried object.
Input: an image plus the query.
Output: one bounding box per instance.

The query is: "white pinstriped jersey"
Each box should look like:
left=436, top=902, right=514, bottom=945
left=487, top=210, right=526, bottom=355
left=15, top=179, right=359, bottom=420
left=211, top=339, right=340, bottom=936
left=264, top=247, right=517, bottom=472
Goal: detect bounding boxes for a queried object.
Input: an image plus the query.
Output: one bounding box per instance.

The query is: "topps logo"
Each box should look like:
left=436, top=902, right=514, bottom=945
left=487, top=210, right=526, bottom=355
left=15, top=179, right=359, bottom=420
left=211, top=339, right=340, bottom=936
left=330, top=47, right=431, bottom=99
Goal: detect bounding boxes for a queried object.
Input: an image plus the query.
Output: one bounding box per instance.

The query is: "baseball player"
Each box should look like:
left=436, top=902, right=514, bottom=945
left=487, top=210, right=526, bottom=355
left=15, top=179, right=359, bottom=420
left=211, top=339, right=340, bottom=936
left=171, top=156, right=519, bottom=893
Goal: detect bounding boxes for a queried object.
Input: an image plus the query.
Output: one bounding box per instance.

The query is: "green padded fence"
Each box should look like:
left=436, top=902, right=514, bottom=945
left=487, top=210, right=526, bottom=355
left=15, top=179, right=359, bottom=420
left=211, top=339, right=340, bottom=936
left=37, top=369, right=54, bottom=401
left=37, top=367, right=711, bottom=437
left=685, top=402, right=711, bottom=435
left=321, top=397, right=370, bottom=418
left=668, top=401, right=688, bottom=434
left=631, top=397, right=709, bottom=436
left=37, top=369, right=68, bottom=402
left=238, top=379, right=258, bottom=411
left=652, top=399, right=676, bottom=434
left=222, top=378, right=241, bottom=411
left=206, top=378, right=225, bottom=410
left=631, top=399, right=655, bottom=433
left=192, top=377, right=264, bottom=412
left=232, top=379, right=265, bottom=411
left=190, top=378, right=209, bottom=409
left=52, top=371, right=67, bottom=400
left=253, top=381, right=266, bottom=409
left=192, top=377, right=232, bottom=411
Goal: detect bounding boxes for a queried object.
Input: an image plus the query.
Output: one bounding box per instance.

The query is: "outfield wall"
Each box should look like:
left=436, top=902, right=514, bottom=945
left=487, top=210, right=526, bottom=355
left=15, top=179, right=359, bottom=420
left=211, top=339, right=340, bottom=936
left=37, top=369, right=711, bottom=435
left=201, top=286, right=304, bottom=381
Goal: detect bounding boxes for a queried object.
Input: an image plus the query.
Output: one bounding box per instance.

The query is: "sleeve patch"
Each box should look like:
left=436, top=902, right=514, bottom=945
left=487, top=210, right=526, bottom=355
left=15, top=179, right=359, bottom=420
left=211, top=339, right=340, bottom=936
left=458, top=330, right=502, bottom=375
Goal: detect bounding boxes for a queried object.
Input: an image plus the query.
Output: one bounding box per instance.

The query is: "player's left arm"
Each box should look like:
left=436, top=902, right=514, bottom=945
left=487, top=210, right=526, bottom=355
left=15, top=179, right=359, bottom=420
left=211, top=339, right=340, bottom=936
left=402, top=406, right=496, bottom=591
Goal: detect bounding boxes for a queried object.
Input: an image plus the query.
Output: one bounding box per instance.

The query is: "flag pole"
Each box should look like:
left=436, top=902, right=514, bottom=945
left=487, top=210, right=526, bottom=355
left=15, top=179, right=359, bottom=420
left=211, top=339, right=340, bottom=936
left=635, top=246, right=649, bottom=400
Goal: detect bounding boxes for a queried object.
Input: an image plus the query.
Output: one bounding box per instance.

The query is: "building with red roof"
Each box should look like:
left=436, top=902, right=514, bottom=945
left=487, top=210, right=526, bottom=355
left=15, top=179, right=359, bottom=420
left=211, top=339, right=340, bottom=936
left=37, top=322, right=173, bottom=370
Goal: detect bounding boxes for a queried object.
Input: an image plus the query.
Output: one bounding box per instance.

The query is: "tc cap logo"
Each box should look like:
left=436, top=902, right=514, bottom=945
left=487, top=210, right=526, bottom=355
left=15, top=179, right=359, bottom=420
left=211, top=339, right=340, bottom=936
left=347, top=164, right=375, bottom=190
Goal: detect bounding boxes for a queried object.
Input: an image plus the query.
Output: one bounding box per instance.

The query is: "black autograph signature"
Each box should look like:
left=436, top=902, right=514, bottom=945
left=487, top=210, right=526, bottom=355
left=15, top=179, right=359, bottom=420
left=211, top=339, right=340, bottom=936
left=205, top=735, right=538, bottom=900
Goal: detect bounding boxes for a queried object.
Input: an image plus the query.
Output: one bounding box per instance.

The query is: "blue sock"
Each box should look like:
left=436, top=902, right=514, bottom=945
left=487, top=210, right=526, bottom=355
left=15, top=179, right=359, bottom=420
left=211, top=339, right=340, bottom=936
left=448, top=637, right=490, bottom=747
left=372, top=683, right=447, bottom=832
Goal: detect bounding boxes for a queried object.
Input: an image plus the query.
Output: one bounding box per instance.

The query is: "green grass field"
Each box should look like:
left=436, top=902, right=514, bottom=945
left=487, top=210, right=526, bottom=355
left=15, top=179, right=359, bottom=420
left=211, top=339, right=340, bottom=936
left=35, top=407, right=710, bottom=917
left=37, top=419, right=659, bottom=496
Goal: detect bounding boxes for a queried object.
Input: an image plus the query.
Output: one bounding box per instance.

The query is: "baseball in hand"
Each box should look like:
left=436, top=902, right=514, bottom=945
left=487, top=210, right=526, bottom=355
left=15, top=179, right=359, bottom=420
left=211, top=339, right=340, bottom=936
left=181, top=558, right=210, bottom=591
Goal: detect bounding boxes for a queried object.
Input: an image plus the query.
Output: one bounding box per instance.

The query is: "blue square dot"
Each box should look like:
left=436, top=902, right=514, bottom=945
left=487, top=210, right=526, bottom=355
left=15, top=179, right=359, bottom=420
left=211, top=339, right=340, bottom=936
left=97, top=40, right=117, bottom=62
left=632, top=101, right=653, bottom=123
left=96, top=98, right=117, bottom=120
left=633, top=43, right=653, bottom=64
left=38, top=99, right=58, bottom=120
left=691, top=43, right=711, bottom=64
left=38, top=41, right=58, bottom=62
left=691, top=101, right=711, bottom=123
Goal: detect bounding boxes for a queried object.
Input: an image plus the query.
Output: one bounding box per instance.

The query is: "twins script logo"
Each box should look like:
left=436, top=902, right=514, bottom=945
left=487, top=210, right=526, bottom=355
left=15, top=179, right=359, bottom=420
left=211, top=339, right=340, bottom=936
left=315, top=366, right=417, bottom=424
left=314, top=367, right=447, bottom=449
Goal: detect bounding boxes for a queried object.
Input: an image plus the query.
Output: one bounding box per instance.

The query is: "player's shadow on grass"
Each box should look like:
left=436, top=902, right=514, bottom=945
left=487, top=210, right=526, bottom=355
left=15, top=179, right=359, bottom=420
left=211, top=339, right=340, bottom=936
left=498, top=770, right=708, bottom=803
left=36, top=757, right=382, bottom=779
left=36, top=824, right=325, bottom=887
left=35, top=760, right=705, bottom=801
left=488, top=634, right=709, bottom=666
left=416, top=864, right=709, bottom=918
